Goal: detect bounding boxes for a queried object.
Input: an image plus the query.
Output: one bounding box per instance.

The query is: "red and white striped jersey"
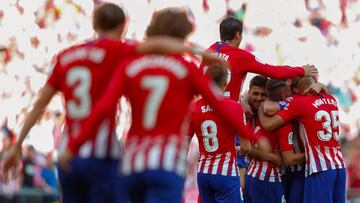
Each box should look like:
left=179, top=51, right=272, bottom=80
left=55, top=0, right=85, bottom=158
left=69, top=54, right=256, bottom=176
left=121, top=135, right=187, bottom=177
left=47, top=38, right=137, bottom=160
left=278, top=94, right=346, bottom=177
left=246, top=121, right=282, bottom=182
left=189, top=98, right=246, bottom=176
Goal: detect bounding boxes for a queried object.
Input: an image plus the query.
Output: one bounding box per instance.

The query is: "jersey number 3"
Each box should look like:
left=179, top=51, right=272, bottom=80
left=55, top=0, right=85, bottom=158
left=66, top=67, right=91, bottom=119
left=315, top=110, right=340, bottom=141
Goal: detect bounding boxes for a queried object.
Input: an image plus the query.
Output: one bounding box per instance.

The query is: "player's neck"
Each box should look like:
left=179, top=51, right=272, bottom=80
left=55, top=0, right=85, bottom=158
left=97, top=32, right=121, bottom=40
left=224, top=40, right=240, bottom=48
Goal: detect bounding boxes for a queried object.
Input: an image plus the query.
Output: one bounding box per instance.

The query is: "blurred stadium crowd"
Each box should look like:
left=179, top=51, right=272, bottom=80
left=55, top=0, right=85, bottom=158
left=0, top=0, right=359, bottom=202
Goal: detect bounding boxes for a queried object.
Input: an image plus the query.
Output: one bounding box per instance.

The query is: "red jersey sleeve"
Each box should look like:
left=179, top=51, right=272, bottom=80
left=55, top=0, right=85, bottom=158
left=277, top=96, right=302, bottom=123
left=278, top=123, right=295, bottom=152
left=46, top=55, right=63, bottom=90
left=189, top=63, right=256, bottom=142
left=237, top=51, right=304, bottom=79
left=68, top=63, right=128, bottom=154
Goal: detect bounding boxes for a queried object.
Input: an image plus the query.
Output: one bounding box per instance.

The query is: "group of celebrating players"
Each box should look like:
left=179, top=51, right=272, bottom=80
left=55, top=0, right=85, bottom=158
left=0, top=2, right=346, bottom=203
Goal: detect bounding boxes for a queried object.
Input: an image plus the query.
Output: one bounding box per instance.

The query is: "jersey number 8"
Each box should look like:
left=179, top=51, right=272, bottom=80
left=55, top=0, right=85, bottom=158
left=201, top=120, right=219, bottom=152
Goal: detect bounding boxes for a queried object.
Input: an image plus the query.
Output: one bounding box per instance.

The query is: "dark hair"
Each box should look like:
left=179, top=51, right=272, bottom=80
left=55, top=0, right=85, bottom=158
left=266, top=79, right=287, bottom=101
left=93, top=3, right=126, bottom=32
left=249, top=75, right=268, bottom=89
left=146, top=8, right=194, bottom=40
left=205, top=63, right=229, bottom=87
left=220, top=17, right=243, bottom=41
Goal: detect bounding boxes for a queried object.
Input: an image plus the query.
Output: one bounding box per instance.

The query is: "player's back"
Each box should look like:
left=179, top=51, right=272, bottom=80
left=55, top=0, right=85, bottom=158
left=190, top=98, right=239, bottom=176
left=201, top=42, right=247, bottom=100
left=123, top=54, right=196, bottom=137
left=279, top=93, right=346, bottom=176
left=47, top=38, right=136, bottom=159
left=120, top=54, right=199, bottom=176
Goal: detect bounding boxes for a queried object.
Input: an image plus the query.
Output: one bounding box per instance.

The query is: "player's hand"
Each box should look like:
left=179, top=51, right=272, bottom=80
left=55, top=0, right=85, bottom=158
left=1, top=145, right=22, bottom=182
left=304, top=82, right=330, bottom=96
left=241, top=101, right=254, bottom=120
left=58, top=149, right=74, bottom=172
left=201, top=51, right=225, bottom=66
left=188, top=43, right=223, bottom=66
left=302, top=64, right=318, bottom=77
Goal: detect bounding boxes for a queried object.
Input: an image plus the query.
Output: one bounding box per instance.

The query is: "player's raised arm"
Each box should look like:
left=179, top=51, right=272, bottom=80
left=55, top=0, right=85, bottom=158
left=239, top=51, right=318, bottom=79
left=190, top=63, right=256, bottom=142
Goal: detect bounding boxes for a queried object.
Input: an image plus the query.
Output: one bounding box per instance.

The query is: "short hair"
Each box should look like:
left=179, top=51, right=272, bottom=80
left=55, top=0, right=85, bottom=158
left=249, top=75, right=268, bottom=89
left=266, top=79, right=287, bottom=101
left=295, top=76, right=314, bottom=92
left=205, top=63, right=229, bottom=87
left=220, top=17, right=243, bottom=41
left=146, top=8, right=194, bottom=40
left=93, top=3, right=126, bottom=32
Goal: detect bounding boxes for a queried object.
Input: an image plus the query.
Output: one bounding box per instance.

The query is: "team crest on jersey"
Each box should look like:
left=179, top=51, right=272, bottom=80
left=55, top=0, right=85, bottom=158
left=288, top=132, right=293, bottom=145
left=282, top=97, right=293, bottom=110
left=254, top=126, right=261, bottom=134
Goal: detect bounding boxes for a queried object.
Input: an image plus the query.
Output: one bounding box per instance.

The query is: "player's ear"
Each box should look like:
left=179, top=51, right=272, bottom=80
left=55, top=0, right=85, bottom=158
left=235, top=32, right=242, bottom=41
left=118, top=24, right=126, bottom=40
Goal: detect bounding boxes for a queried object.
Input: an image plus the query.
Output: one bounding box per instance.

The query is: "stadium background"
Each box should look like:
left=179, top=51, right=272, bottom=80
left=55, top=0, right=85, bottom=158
left=0, top=0, right=359, bottom=202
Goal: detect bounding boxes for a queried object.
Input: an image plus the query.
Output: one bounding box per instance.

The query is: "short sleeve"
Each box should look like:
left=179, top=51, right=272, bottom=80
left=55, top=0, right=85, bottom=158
left=46, top=55, right=62, bottom=90
left=278, top=123, right=295, bottom=152
left=277, top=96, right=301, bottom=123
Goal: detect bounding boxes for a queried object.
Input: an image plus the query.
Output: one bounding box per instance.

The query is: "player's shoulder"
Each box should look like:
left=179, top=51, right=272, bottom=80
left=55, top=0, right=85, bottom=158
left=235, top=47, right=255, bottom=59
left=190, top=98, right=208, bottom=118
left=56, top=42, right=87, bottom=58
left=321, top=93, right=336, bottom=100
left=193, top=98, right=206, bottom=109
left=223, top=98, right=241, bottom=106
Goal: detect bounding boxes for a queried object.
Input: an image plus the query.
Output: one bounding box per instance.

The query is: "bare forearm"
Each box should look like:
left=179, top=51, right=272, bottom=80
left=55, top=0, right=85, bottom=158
left=17, top=85, right=56, bottom=146
left=267, top=153, right=283, bottom=167
left=248, top=148, right=282, bottom=166
left=263, top=100, right=280, bottom=116
left=282, top=152, right=305, bottom=166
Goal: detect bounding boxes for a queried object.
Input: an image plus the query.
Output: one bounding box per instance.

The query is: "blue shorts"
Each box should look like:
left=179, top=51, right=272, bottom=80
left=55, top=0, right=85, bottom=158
left=237, top=154, right=248, bottom=168
left=116, top=169, right=184, bottom=203
left=282, top=170, right=305, bottom=203
left=244, top=175, right=284, bottom=203
left=197, top=173, right=241, bottom=203
left=235, top=136, right=248, bottom=168
left=303, top=168, right=346, bottom=203
left=57, top=157, right=119, bottom=203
